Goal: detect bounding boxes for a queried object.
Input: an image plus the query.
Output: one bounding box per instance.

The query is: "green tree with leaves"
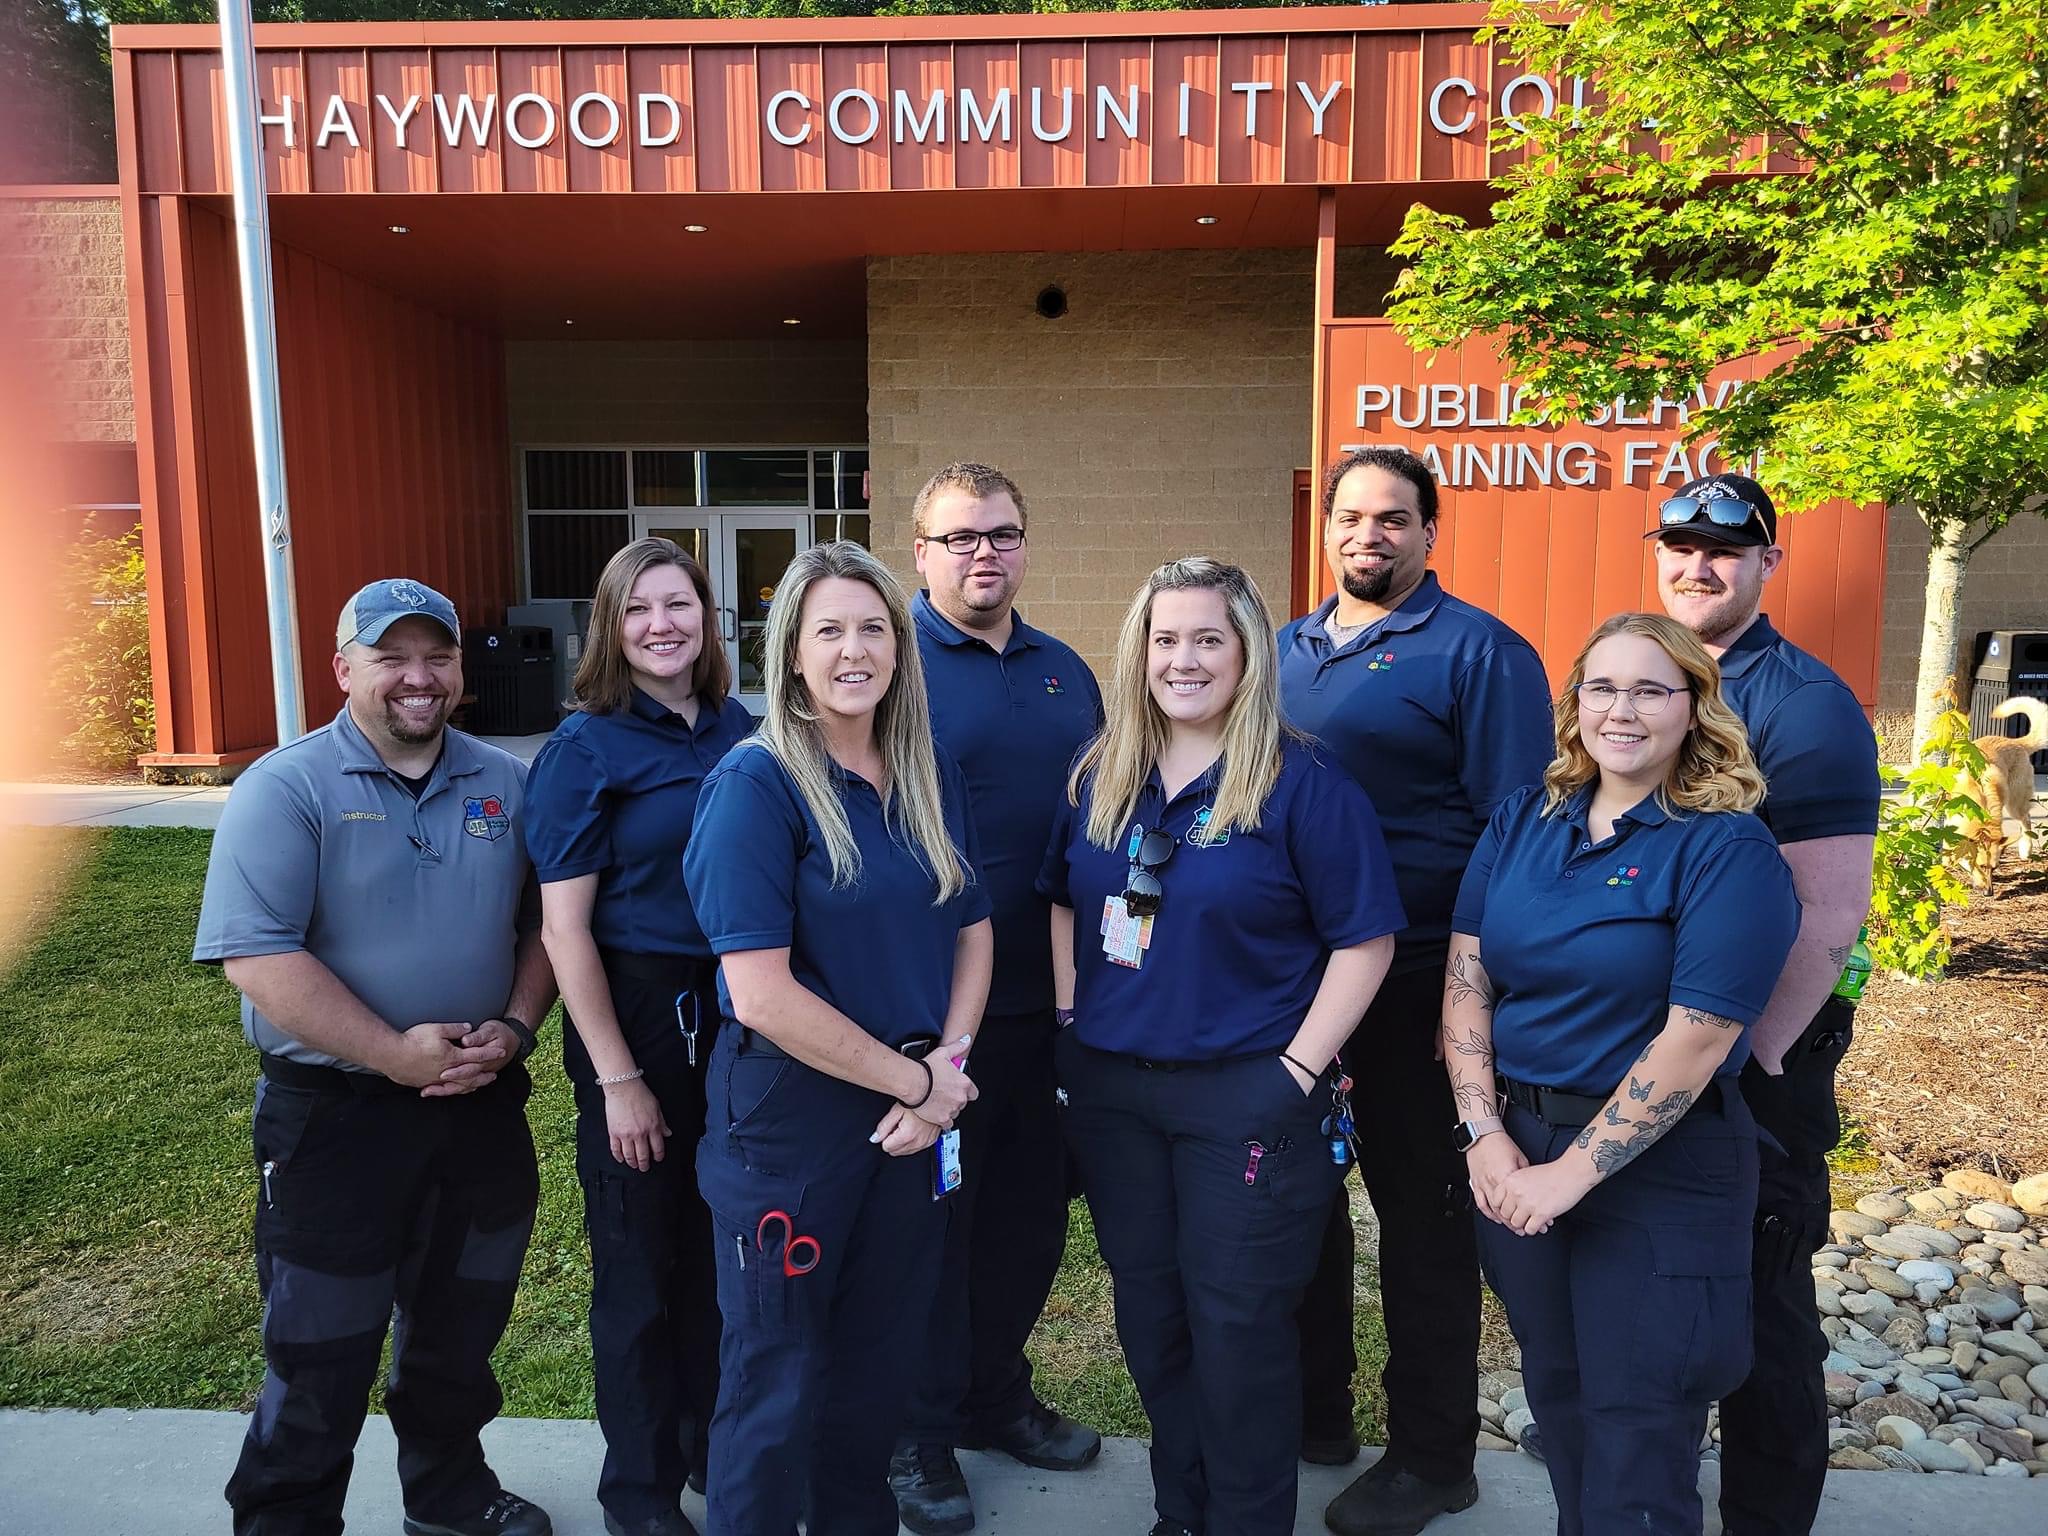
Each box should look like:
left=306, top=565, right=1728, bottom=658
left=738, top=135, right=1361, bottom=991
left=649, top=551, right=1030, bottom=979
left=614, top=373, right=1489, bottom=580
left=1386, top=0, right=2048, bottom=754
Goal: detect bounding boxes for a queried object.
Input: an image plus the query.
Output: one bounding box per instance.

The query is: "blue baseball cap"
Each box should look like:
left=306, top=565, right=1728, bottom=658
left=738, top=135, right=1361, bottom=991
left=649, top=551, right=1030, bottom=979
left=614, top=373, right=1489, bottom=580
left=335, top=578, right=460, bottom=649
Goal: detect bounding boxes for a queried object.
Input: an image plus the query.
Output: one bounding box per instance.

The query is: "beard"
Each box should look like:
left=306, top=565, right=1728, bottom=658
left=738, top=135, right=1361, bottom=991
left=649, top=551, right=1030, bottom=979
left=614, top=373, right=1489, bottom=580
left=951, top=570, right=1017, bottom=615
left=1340, top=563, right=1397, bottom=604
left=1667, top=583, right=1758, bottom=645
left=380, top=695, right=451, bottom=744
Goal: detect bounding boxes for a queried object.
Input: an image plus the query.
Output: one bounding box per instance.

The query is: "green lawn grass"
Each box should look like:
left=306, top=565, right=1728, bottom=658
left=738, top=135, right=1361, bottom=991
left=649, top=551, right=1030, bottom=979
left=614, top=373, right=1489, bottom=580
left=0, top=827, right=1409, bottom=1439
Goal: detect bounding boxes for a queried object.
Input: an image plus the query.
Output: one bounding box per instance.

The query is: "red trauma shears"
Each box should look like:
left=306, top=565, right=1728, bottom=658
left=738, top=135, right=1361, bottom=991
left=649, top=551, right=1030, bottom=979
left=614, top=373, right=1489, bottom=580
left=756, top=1209, right=821, bottom=1278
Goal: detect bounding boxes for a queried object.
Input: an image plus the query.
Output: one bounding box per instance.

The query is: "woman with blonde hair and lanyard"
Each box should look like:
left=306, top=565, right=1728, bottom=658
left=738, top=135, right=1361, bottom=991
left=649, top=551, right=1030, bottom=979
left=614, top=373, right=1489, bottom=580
left=683, top=541, right=992, bottom=1536
left=1039, top=557, right=1406, bottom=1536
left=1442, top=611, right=1798, bottom=1536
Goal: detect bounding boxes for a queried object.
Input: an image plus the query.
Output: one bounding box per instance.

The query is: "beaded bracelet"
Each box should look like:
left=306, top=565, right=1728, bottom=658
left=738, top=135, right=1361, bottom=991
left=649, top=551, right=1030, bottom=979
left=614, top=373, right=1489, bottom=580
left=594, top=1067, right=645, bottom=1087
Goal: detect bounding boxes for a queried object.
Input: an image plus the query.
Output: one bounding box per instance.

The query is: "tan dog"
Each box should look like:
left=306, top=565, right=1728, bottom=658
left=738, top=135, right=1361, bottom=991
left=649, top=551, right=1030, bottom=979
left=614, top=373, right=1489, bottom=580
left=1959, top=696, right=2046, bottom=885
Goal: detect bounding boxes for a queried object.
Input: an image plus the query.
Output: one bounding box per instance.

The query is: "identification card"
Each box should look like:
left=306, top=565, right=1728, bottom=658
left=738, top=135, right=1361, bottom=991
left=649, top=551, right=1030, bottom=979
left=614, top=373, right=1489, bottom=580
left=933, top=1128, right=963, bottom=1199
left=1100, top=895, right=1154, bottom=969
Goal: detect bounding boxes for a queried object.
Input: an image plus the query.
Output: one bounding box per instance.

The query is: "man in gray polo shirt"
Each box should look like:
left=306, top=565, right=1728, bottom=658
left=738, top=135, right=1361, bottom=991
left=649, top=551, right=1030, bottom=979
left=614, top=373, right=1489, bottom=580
left=196, top=578, right=556, bottom=1536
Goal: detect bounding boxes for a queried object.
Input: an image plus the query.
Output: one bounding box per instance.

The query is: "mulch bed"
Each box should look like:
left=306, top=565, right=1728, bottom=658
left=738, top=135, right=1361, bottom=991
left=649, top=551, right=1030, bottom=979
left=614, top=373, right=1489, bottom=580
left=1840, top=859, right=2048, bottom=1181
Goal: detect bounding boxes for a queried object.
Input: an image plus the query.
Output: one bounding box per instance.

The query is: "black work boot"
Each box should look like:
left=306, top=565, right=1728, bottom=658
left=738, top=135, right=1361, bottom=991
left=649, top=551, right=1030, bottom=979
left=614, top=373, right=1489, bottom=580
left=890, top=1442, right=976, bottom=1536
left=1323, top=1456, right=1478, bottom=1536
left=403, top=1490, right=553, bottom=1536
left=960, top=1400, right=1103, bottom=1471
left=603, top=1512, right=699, bottom=1536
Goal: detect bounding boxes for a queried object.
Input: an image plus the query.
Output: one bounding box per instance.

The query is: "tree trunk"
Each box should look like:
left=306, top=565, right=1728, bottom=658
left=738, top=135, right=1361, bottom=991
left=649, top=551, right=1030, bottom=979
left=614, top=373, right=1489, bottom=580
left=1911, top=519, right=1971, bottom=757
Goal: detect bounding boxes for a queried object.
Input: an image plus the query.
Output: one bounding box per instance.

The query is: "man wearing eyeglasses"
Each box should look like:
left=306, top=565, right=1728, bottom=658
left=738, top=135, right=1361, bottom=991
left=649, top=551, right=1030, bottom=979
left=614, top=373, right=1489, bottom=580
left=1650, top=473, right=1878, bottom=1536
left=1279, top=448, right=1554, bottom=1536
left=891, top=462, right=1106, bottom=1536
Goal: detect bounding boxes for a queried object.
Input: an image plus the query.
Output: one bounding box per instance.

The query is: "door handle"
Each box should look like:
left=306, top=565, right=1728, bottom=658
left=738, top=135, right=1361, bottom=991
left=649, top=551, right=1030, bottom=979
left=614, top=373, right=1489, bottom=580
left=721, top=606, right=738, bottom=643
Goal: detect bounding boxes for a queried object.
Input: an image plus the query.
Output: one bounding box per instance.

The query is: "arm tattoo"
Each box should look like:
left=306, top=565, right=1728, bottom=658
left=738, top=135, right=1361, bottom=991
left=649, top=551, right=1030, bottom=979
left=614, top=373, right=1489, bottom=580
left=1586, top=1087, right=1698, bottom=1181
left=1827, top=944, right=1851, bottom=967
left=1454, top=1077, right=1496, bottom=1116
left=1446, top=951, right=1496, bottom=1012
left=1445, top=1024, right=1494, bottom=1060
left=1627, top=1075, right=1653, bottom=1102
left=1679, top=1007, right=1741, bottom=1031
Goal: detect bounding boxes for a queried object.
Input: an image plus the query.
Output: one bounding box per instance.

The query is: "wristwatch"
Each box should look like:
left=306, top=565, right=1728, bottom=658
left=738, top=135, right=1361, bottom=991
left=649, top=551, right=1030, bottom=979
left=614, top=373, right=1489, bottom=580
left=1452, top=1115, right=1505, bottom=1152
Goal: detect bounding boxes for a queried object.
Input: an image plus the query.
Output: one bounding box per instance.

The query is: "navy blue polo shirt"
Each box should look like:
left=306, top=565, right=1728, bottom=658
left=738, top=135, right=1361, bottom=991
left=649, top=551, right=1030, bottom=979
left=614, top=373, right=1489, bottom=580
left=1036, top=738, right=1406, bottom=1060
left=1277, top=572, right=1553, bottom=978
left=914, top=591, right=1103, bottom=1017
left=524, top=688, right=755, bottom=957
left=683, top=741, right=992, bottom=1048
left=1716, top=614, right=1881, bottom=845
left=1452, top=784, right=1800, bottom=1095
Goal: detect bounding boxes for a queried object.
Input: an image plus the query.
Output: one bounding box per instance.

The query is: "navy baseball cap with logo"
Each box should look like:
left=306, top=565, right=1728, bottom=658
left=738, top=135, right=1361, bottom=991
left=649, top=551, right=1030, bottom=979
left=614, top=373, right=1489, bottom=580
left=1647, top=473, right=1779, bottom=549
left=335, top=578, right=461, bottom=649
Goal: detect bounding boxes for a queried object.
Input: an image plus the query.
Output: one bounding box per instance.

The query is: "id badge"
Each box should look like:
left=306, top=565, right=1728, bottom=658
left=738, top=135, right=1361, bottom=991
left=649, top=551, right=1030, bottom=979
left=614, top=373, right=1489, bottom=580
left=1100, top=895, right=1154, bottom=969
left=933, top=1128, right=963, bottom=1199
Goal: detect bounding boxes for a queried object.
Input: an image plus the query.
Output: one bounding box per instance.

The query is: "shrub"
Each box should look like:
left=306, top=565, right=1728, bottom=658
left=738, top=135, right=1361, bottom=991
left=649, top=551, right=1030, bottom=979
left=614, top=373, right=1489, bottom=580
left=50, top=524, right=154, bottom=772
left=1867, top=704, right=1986, bottom=981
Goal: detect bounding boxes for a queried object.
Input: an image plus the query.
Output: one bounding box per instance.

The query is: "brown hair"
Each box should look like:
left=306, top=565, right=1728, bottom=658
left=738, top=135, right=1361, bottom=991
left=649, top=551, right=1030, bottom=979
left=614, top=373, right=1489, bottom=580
left=571, top=537, right=731, bottom=714
left=1541, top=612, right=1766, bottom=817
left=912, top=461, right=1028, bottom=537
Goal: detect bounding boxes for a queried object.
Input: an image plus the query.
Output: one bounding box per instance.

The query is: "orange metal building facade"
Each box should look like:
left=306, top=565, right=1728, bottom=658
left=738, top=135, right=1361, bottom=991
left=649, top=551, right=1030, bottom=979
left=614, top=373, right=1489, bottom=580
left=111, top=7, right=1883, bottom=767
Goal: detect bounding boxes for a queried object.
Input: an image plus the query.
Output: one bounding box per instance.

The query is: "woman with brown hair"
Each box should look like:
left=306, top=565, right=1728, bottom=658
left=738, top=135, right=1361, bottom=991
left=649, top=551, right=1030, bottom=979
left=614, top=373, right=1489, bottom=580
left=1441, top=611, right=1799, bottom=1536
left=525, top=537, right=754, bottom=1536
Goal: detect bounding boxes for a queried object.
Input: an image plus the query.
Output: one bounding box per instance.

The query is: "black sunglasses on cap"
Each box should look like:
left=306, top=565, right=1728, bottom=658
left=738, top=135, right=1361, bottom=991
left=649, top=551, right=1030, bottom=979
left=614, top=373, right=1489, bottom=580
left=1658, top=495, right=1763, bottom=531
left=1122, top=827, right=1177, bottom=918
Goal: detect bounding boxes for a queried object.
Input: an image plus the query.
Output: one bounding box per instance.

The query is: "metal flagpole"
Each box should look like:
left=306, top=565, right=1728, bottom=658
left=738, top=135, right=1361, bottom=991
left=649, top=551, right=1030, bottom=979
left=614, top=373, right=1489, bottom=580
left=216, top=0, right=306, bottom=742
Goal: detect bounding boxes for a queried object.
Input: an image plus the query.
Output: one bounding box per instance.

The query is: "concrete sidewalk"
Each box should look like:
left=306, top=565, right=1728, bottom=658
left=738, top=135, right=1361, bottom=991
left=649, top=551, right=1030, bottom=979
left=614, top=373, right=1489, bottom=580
left=2, top=1411, right=2040, bottom=1536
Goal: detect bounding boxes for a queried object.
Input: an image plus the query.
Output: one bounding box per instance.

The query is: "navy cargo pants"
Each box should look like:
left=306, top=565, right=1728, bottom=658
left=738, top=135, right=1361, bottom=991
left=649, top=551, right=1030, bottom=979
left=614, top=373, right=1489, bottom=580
left=1478, top=1087, right=1758, bottom=1536
left=696, top=1030, right=947, bottom=1536
left=1057, top=1032, right=1342, bottom=1536
left=901, top=1009, right=1069, bottom=1446
left=226, top=1059, right=539, bottom=1536
left=568, top=955, right=722, bottom=1525
left=1719, top=999, right=1855, bottom=1536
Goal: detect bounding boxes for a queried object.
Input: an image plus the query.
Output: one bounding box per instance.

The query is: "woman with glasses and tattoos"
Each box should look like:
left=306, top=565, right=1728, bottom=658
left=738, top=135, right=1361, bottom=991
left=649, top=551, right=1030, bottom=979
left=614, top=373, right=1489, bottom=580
left=1441, top=612, right=1798, bottom=1536
left=1037, top=557, right=1405, bottom=1536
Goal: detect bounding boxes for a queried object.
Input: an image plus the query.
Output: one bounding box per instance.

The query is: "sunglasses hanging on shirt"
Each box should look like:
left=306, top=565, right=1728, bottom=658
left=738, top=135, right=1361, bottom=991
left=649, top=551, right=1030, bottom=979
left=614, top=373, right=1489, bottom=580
left=1122, top=827, right=1177, bottom=918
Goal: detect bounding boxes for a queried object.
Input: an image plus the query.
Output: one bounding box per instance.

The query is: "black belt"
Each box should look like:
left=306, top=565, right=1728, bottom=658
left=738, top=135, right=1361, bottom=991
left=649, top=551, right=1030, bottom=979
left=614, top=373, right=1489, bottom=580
left=735, top=1029, right=941, bottom=1062
left=261, top=1052, right=414, bottom=1097
left=1498, top=1072, right=1723, bottom=1128
left=599, top=949, right=717, bottom=987
left=1126, top=1049, right=1270, bottom=1073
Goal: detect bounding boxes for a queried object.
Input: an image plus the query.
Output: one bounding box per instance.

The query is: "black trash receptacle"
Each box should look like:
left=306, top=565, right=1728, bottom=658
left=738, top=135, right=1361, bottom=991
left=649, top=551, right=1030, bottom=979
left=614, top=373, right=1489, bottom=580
left=1968, top=630, right=2048, bottom=770
left=464, top=625, right=557, bottom=735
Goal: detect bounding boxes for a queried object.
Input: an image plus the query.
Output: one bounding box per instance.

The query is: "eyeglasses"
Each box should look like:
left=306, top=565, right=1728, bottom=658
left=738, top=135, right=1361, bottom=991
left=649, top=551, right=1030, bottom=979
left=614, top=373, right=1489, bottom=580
left=927, top=526, right=1026, bottom=555
left=1575, top=682, right=1690, bottom=715
left=1658, top=496, right=1761, bottom=533
left=1122, top=827, right=1177, bottom=918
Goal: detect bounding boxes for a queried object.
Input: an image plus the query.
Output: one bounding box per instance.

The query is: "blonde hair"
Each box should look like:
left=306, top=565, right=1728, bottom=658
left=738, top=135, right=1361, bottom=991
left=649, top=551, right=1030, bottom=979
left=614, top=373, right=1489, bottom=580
left=750, top=542, right=968, bottom=902
left=572, top=538, right=731, bottom=714
left=1542, top=612, right=1766, bottom=817
left=1068, top=557, right=1300, bottom=849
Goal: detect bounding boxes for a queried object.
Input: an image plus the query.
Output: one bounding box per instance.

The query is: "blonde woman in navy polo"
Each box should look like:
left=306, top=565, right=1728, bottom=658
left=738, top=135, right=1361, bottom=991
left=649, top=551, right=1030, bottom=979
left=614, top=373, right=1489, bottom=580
left=1040, top=558, right=1405, bottom=1536
left=1442, top=612, right=1799, bottom=1536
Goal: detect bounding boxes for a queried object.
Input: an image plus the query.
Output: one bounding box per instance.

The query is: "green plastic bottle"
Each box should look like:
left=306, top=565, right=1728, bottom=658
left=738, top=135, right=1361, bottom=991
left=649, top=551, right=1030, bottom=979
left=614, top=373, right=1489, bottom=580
left=1832, top=927, right=1873, bottom=1003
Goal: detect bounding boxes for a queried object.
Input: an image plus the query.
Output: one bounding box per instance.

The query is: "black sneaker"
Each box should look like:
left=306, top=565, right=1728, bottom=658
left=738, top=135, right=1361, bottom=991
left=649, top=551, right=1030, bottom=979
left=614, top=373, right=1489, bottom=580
left=1518, top=1420, right=1544, bottom=1463
left=960, top=1400, right=1103, bottom=1471
left=1302, top=1426, right=1362, bottom=1465
left=1147, top=1521, right=1196, bottom=1536
left=1323, top=1459, right=1478, bottom=1536
left=890, top=1442, right=975, bottom=1536
left=404, top=1491, right=553, bottom=1536
left=603, top=1512, right=699, bottom=1536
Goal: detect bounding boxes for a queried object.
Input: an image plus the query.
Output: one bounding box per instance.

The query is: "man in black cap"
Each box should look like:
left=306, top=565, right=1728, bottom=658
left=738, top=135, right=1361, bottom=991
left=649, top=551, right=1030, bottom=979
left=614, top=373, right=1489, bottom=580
left=1650, top=476, right=1878, bottom=1536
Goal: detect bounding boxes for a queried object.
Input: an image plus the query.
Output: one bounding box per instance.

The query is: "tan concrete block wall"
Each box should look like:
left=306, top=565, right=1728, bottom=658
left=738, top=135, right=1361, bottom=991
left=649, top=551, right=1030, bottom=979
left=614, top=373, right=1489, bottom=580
left=866, top=250, right=1315, bottom=667
left=0, top=195, right=132, bottom=443
left=505, top=337, right=867, bottom=446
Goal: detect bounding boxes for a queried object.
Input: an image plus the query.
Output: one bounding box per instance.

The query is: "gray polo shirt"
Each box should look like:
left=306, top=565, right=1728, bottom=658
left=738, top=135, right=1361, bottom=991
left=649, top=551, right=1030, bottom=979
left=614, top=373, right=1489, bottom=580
left=194, top=706, right=537, bottom=1070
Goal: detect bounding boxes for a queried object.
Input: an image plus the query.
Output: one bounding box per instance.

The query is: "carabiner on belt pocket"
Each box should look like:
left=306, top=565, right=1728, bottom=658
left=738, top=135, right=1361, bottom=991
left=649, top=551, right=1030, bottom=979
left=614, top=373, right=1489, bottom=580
left=675, top=990, right=701, bottom=1067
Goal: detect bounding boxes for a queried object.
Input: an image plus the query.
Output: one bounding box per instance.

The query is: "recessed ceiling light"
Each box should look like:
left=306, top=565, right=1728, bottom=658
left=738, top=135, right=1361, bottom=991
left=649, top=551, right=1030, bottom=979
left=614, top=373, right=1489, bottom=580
left=1195, top=215, right=1219, bottom=226
left=783, top=317, right=801, bottom=326
left=564, top=319, right=576, bottom=326
left=387, top=224, right=410, bottom=234
left=684, top=223, right=709, bottom=234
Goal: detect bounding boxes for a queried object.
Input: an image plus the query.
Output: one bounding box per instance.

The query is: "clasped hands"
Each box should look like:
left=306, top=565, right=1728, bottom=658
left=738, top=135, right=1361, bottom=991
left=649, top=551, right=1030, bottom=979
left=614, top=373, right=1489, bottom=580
left=384, top=1018, right=521, bottom=1098
left=872, top=1037, right=978, bottom=1157
left=1465, top=1133, right=1596, bottom=1238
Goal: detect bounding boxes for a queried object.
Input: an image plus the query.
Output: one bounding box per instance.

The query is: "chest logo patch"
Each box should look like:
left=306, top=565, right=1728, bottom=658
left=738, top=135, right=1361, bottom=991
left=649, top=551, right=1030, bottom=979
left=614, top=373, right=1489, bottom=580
left=464, top=794, right=511, bottom=842
left=1190, top=806, right=1232, bottom=848
left=1043, top=675, right=1065, bottom=694
left=1605, top=864, right=1640, bottom=887
left=1365, top=650, right=1397, bottom=671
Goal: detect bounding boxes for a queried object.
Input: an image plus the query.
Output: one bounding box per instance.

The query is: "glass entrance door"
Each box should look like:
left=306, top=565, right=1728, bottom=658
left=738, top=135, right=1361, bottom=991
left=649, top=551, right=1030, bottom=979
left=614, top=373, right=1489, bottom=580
left=635, top=510, right=810, bottom=715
